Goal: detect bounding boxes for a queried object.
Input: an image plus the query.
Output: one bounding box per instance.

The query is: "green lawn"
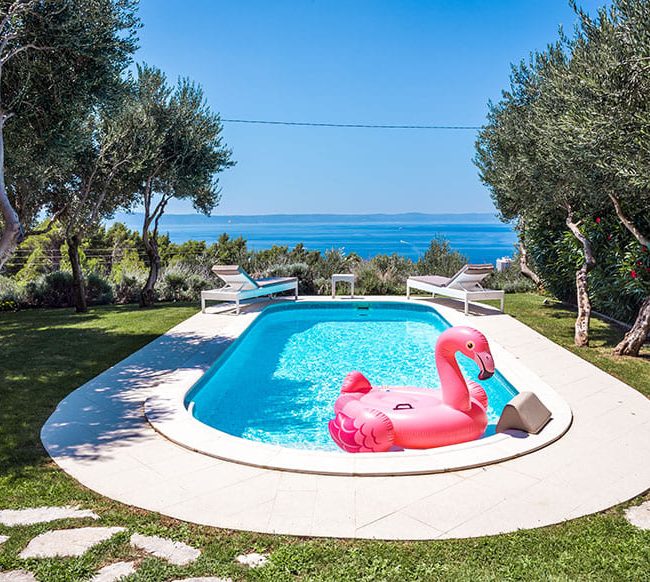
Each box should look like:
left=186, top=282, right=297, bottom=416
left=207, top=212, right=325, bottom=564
left=0, top=297, right=648, bottom=581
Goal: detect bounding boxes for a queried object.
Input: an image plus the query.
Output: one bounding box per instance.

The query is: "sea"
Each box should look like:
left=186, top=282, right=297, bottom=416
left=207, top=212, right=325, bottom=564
left=111, top=212, right=517, bottom=264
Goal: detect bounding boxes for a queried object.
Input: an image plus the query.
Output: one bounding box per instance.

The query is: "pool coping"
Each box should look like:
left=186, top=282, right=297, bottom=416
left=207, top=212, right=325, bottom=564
left=144, top=298, right=573, bottom=476
left=40, top=295, right=650, bottom=540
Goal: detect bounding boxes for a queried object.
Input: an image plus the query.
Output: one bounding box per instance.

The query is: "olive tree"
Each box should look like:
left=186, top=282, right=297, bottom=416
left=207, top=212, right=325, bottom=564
left=129, top=65, right=235, bottom=307
left=0, top=0, right=138, bottom=269
left=476, top=46, right=599, bottom=347
left=49, top=93, right=143, bottom=312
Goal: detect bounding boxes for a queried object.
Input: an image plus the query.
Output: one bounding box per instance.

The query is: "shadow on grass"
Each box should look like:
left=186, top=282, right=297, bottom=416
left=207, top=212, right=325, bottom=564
left=0, top=303, right=208, bottom=479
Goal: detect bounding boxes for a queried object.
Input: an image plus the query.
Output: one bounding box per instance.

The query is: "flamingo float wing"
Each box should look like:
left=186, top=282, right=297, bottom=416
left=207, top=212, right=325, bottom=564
left=328, top=408, right=395, bottom=453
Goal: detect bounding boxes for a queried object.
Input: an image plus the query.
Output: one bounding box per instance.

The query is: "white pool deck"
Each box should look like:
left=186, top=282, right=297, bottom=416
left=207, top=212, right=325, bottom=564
left=41, top=296, right=650, bottom=540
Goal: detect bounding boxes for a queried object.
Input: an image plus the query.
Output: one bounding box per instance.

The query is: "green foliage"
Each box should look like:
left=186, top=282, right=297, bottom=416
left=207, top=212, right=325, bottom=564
left=25, top=271, right=75, bottom=308
left=416, top=238, right=467, bottom=277
left=355, top=254, right=414, bottom=295
left=3, top=0, right=141, bottom=230
left=86, top=272, right=114, bottom=305
left=0, top=275, right=25, bottom=310
left=474, top=0, right=650, bottom=327
left=485, top=266, right=537, bottom=294
left=157, top=264, right=211, bottom=303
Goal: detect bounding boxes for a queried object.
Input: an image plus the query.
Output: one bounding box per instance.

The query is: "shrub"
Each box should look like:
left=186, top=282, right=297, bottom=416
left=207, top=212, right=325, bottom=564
left=0, top=276, right=25, bottom=310
left=416, top=238, right=467, bottom=277
left=157, top=264, right=212, bottom=302
left=86, top=273, right=114, bottom=305
left=265, top=262, right=315, bottom=294
left=355, top=255, right=414, bottom=295
left=485, top=265, right=537, bottom=293
left=25, top=271, right=74, bottom=308
left=113, top=271, right=147, bottom=304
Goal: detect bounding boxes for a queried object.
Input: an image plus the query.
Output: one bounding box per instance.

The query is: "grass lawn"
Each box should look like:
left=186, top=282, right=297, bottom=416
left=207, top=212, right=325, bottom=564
left=0, top=297, right=648, bottom=581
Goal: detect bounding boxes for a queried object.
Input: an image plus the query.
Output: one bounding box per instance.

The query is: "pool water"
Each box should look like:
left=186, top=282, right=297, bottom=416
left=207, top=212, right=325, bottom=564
left=187, top=302, right=518, bottom=451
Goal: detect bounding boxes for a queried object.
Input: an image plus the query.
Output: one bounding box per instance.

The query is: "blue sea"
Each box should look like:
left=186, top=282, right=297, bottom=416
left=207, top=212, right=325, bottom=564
left=112, top=212, right=516, bottom=264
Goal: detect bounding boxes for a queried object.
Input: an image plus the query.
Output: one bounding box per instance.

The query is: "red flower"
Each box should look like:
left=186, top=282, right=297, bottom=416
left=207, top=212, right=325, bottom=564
left=630, top=270, right=638, bottom=278
left=607, top=234, right=613, bottom=241
left=643, top=246, right=648, bottom=253
left=638, top=260, right=643, bottom=267
left=595, top=217, right=601, bottom=223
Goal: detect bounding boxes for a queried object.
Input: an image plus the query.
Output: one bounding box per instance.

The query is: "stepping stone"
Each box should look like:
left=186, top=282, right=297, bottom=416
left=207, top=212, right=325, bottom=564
left=130, top=533, right=200, bottom=566
left=0, top=571, right=38, bottom=582
left=171, top=578, right=232, bottom=582
left=91, top=561, right=137, bottom=582
left=625, top=500, right=650, bottom=530
left=0, top=506, right=98, bottom=527
left=0, top=535, right=8, bottom=545
left=19, top=526, right=125, bottom=558
left=235, top=552, right=268, bottom=568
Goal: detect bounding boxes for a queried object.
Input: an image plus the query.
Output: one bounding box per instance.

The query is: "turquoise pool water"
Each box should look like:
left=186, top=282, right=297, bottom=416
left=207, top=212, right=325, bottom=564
left=187, top=302, right=518, bottom=451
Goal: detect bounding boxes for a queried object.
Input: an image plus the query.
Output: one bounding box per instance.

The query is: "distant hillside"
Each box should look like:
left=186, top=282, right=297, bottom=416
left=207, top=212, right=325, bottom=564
left=112, top=212, right=502, bottom=226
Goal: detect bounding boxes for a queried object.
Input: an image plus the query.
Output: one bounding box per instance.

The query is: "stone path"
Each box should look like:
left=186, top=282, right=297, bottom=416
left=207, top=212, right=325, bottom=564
left=0, top=506, right=98, bottom=527
left=235, top=552, right=268, bottom=568
left=90, top=561, right=137, bottom=582
left=130, top=533, right=201, bottom=566
left=19, top=527, right=125, bottom=559
left=0, top=571, right=37, bottom=581
left=624, top=500, right=650, bottom=530
left=0, top=508, right=243, bottom=580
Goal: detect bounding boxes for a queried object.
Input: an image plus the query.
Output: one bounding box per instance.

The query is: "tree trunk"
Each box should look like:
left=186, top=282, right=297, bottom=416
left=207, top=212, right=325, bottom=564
left=140, top=233, right=159, bottom=307
left=518, top=241, right=542, bottom=287
left=67, top=233, right=87, bottom=313
left=0, top=118, right=24, bottom=270
left=613, top=296, right=650, bottom=357
left=565, top=210, right=596, bottom=347
left=607, top=193, right=650, bottom=357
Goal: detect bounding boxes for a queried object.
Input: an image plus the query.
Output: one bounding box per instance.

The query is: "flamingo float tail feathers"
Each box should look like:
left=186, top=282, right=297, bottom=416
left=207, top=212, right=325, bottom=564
left=328, top=407, right=395, bottom=453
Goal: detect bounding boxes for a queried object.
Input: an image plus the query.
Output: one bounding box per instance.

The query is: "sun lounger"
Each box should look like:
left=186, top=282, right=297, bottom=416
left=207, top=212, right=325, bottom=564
left=201, top=265, right=298, bottom=314
left=406, top=264, right=504, bottom=315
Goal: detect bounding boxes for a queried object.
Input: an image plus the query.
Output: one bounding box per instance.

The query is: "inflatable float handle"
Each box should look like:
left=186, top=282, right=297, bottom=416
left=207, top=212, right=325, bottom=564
left=393, top=403, right=414, bottom=410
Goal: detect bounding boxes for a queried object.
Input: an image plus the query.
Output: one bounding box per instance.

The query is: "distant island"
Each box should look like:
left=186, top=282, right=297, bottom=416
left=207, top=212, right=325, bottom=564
left=112, top=211, right=504, bottom=226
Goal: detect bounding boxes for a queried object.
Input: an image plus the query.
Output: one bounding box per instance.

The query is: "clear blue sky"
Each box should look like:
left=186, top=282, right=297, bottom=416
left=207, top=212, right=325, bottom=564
left=135, top=0, right=607, bottom=216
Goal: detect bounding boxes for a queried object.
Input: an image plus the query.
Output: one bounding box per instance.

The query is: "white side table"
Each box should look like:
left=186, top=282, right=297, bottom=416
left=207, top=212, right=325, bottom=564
left=331, top=273, right=355, bottom=298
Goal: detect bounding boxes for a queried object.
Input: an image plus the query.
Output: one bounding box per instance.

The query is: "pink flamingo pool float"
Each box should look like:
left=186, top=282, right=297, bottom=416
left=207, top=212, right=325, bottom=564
left=328, top=326, right=495, bottom=452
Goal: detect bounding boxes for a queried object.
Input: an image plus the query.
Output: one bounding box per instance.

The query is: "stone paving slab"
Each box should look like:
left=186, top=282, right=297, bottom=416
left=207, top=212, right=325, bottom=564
left=235, top=552, right=268, bottom=568
left=0, top=535, right=8, bottom=546
left=130, top=533, right=200, bottom=565
left=625, top=500, right=650, bottom=530
left=0, top=571, right=37, bottom=582
left=91, top=561, right=137, bottom=582
left=171, top=578, right=232, bottom=582
left=0, top=506, right=98, bottom=527
left=40, top=297, right=650, bottom=539
left=19, top=527, right=125, bottom=558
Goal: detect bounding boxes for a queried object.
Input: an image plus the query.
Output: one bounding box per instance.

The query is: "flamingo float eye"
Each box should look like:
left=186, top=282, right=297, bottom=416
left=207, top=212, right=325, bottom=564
left=466, top=341, right=475, bottom=350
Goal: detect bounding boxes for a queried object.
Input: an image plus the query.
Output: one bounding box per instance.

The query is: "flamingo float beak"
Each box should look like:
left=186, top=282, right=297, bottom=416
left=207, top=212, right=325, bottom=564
left=474, top=351, right=495, bottom=380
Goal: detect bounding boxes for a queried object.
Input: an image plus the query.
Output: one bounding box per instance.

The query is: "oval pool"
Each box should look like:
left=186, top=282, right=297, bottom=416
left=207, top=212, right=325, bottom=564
left=186, top=301, right=518, bottom=452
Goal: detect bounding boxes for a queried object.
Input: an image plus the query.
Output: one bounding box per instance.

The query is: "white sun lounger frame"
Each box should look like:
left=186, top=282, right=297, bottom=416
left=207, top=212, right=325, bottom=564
left=406, top=265, right=505, bottom=315
left=201, top=265, right=298, bottom=314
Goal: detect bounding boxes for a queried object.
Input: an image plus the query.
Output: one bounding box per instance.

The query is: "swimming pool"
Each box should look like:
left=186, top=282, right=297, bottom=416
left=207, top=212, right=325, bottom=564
left=187, top=302, right=518, bottom=452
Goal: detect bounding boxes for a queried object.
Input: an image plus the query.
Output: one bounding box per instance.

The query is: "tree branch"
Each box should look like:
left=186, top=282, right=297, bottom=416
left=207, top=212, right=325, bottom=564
left=608, top=193, right=650, bottom=247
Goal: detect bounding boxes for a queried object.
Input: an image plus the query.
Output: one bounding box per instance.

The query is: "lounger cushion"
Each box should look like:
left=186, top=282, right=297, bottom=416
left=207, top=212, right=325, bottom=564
left=409, top=275, right=452, bottom=287
left=256, top=277, right=298, bottom=287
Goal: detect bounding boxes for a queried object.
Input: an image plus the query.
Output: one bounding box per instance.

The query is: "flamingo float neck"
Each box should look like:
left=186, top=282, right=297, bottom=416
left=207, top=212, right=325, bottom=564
left=434, top=326, right=495, bottom=412
left=435, top=335, right=471, bottom=411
